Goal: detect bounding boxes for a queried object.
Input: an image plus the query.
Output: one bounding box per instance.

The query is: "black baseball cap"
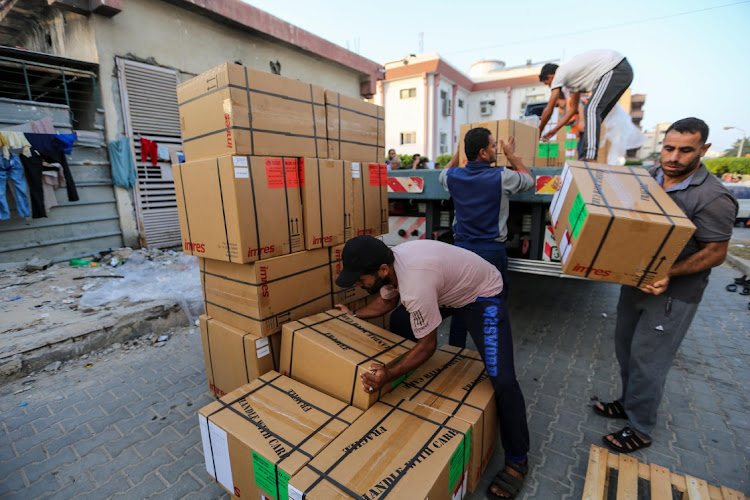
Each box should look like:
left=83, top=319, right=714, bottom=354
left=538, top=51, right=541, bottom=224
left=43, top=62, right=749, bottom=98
left=335, top=235, right=390, bottom=288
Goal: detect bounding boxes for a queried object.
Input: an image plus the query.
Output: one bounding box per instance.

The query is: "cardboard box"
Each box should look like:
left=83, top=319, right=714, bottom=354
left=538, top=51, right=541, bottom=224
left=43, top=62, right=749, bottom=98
left=299, top=158, right=353, bottom=249
left=177, top=63, right=327, bottom=161
left=287, top=397, right=471, bottom=500
left=389, top=345, right=496, bottom=494
left=329, top=243, right=370, bottom=305
left=351, top=162, right=389, bottom=237
left=198, top=371, right=362, bottom=499
left=550, top=161, right=696, bottom=286
left=173, top=155, right=304, bottom=263
left=535, top=128, right=568, bottom=167
left=279, top=310, right=415, bottom=410
left=199, top=315, right=281, bottom=398
left=199, top=249, right=332, bottom=336
left=458, top=120, right=538, bottom=167
left=325, top=91, right=385, bottom=162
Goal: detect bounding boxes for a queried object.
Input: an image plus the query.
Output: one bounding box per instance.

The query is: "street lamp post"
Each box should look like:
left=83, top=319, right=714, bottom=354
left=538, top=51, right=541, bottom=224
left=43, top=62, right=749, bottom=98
left=724, top=126, right=746, bottom=158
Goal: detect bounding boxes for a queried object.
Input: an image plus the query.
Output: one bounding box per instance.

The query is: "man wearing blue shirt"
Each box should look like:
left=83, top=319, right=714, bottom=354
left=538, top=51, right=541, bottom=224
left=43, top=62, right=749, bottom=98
left=439, top=128, right=535, bottom=348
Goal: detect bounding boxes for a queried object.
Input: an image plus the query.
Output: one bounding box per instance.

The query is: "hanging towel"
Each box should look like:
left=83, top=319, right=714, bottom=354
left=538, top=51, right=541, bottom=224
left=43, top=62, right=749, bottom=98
left=108, top=138, right=137, bottom=189
left=31, top=117, right=56, bottom=134
left=0, top=131, right=32, bottom=159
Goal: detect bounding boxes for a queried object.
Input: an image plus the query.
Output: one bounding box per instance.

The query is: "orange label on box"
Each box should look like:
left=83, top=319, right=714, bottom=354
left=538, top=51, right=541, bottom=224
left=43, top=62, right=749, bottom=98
left=369, top=163, right=387, bottom=186
left=265, top=158, right=299, bottom=188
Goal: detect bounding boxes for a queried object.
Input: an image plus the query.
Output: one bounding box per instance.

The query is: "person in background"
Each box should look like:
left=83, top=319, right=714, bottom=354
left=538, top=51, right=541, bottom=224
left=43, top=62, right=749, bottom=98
left=412, top=153, right=427, bottom=169
left=386, top=148, right=397, bottom=165
left=388, top=156, right=402, bottom=170
left=538, top=49, right=633, bottom=160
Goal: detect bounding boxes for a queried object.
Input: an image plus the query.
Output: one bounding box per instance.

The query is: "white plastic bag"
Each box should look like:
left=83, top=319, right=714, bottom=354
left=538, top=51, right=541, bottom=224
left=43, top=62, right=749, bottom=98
left=79, top=254, right=204, bottom=323
left=601, top=104, right=646, bottom=165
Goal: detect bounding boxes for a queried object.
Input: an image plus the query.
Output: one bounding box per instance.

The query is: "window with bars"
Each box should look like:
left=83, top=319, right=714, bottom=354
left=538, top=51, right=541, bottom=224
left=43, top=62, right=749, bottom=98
left=0, top=56, right=99, bottom=130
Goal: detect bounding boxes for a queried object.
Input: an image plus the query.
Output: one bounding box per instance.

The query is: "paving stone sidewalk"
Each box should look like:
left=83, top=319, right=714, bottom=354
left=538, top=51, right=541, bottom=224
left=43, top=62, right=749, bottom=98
left=0, top=264, right=748, bottom=499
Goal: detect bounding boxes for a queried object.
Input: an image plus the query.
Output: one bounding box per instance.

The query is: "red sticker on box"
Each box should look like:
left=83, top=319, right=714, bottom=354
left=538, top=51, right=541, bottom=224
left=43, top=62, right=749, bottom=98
left=265, top=158, right=299, bottom=188
left=369, top=163, right=387, bottom=186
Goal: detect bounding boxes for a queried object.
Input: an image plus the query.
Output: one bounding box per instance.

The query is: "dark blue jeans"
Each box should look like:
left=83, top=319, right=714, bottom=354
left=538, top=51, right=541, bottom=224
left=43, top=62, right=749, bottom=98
left=389, top=294, right=529, bottom=460
left=449, top=241, right=508, bottom=348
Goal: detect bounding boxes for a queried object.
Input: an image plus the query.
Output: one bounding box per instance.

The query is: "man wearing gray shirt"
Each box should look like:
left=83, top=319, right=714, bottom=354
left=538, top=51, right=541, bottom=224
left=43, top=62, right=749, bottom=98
left=592, top=118, right=737, bottom=453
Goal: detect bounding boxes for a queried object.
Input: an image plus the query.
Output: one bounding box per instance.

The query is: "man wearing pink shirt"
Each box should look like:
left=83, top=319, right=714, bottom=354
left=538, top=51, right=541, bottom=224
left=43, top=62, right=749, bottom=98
left=334, top=235, right=530, bottom=499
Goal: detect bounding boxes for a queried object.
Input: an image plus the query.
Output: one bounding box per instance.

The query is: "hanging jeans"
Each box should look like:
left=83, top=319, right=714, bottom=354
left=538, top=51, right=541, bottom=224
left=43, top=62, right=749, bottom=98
left=0, top=153, right=31, bottom=219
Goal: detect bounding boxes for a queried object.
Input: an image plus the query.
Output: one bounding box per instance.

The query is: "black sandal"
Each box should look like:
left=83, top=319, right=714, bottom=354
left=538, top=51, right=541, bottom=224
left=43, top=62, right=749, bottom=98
left=593, top=400, right=628, bottom=419
left=488, top=460, right=528, bottom=499
left=602, top=426, right=651, bottom=454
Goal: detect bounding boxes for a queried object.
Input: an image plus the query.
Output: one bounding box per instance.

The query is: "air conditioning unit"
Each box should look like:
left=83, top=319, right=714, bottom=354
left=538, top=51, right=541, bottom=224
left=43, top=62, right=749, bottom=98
left=442, top=99, right=451, bottom=117
left=480, top=105, right=492, bottom=116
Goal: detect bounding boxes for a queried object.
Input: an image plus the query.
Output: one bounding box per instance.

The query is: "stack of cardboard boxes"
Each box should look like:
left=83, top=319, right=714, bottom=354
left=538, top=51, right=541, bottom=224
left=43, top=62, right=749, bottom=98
left=179, top=63, right=497, bottom=499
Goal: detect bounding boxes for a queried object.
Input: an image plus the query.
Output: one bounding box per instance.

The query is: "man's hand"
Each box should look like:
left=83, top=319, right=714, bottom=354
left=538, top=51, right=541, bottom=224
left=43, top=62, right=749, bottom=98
left=542, top=130, right=556, bottom=142
left=334, top=303, right=352, bottom=314
left=500, top=136, right=516, bottom=157
left=361, top=364, right=390, bottom=393
left=639, top=276, right=669, bottom=295
left=552, top=175, right=562, bottom=190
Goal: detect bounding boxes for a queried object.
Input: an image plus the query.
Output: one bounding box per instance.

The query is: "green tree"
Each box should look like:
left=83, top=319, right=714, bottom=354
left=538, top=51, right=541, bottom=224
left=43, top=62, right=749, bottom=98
left=724, top=138, right=748, bottom=158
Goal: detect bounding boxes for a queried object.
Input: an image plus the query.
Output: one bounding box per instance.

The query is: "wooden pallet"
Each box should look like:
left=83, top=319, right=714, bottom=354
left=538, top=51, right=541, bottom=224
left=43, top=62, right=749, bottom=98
left=582, top=444, right=748, bottom=500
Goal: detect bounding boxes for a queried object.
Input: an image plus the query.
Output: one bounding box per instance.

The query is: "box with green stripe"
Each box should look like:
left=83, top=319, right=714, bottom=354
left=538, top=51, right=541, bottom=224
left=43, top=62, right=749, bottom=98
left=549, top=161, right=696, bottom=287
left=198, top=371, right=362, bottom=499
left=280, top=311, right=415, bottom=411
left=199, top=248, right=332, bottom=337
left=287, top=396, right=471, bottom=500
left=389, top=345, right=496, bottom=494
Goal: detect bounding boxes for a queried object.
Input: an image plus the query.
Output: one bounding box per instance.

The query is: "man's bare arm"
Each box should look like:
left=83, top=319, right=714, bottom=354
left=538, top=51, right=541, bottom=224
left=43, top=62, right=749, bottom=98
left=538, top=87, right=561, bottom=133
left=639, top=241, right=728, bottom=295
left=335, top=294, right=399, bottom=318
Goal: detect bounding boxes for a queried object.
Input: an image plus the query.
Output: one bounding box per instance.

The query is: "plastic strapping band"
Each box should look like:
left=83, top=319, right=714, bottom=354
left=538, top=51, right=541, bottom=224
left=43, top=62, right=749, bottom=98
left=241, top=332, right=252, bottom=383
left=215, top=158, right=232, bottom=262
left=177, top=83, right=328, bottom=107
left=310, top=84, right=319, bottom=157
left=244, top=68, right=255, bottom=156
left=582, top=161, right=615, bottom=278
left=247, top=158, right=262, bottom=256
left=205, top=319, right=218, bottom=396
left=204, top=291, right=331, bottom=323
left=177, top=165, right=193, bottom=253
left=281, top=156, right=293, bottom=252
left=200, top=261, right=329, bottom=287
left=183, top=127, right=329, bottom=144
left=337, top=93, right=342, bottom=157
left=317, top=159, right=324, bottom=247
left=626, top=165, right=676, bottom=287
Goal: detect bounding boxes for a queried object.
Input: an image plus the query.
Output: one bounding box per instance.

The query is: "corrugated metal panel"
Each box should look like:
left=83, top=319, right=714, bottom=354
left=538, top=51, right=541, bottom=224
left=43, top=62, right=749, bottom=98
left=117, top=58, right=182, bottom=249
left=0, top=100, right=123, bottom=264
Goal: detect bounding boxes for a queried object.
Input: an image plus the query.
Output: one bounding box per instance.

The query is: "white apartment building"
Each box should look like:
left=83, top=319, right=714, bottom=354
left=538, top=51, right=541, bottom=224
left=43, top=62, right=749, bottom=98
left=375, top=53, right=556, bottom=160
left=640, top=122, right=672, bottom=160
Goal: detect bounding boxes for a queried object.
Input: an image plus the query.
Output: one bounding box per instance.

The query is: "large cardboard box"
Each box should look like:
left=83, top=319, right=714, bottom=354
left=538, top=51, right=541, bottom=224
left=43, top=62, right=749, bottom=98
left=351, top=162, right=389, bottom=237
left=173, top=155, right=304, bottom=263
left=550, top=161, right=696, bottom=286
left=390, top=345, right=496, bottom=493
left=329, top=243, right=370, bottom=305
left=177, top=63, right=327, bottom=161
left=325, top=91, right=385, bottom=162
left=199, top=249, right=332, bottom=336
left=198, top=372, right=362, bottom=499
left=535, top=128, right=568, bottom=167
left=199, top=315, right=281, bottom=398
left=279, top=310, right=415, bottom=410
left=288, top=397, right=471, bottom=500
left=299, top=158, right=353, bottom=249
left=458, top=120, right=538, bottom=167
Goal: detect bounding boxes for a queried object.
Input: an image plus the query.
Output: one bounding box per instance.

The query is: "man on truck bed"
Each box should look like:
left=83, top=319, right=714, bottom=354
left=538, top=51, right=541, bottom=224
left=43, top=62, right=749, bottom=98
left=334, top=235, right=530, bottom=499
left=439, top=128, right=534, bottom=348
left=538, top=49, right=633, bottom=160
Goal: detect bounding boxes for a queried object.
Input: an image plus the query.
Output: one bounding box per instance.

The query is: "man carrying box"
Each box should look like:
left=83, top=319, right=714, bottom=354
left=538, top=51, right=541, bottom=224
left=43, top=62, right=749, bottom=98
left=538, top=49, right=633, bottom=160
left=334, top=235, right=530, bottom=499
left=593, top=118, right=737, bottom=453
left=439, top=128, right=534, bottom=348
